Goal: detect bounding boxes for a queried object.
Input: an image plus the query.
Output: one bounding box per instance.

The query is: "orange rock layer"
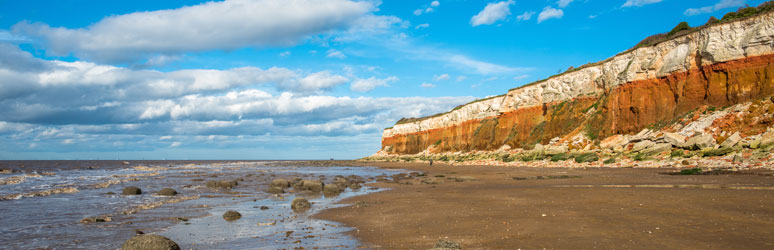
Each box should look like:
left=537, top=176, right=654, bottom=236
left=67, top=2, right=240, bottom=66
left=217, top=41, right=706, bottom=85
left=383, top=54, right=774, bottom=154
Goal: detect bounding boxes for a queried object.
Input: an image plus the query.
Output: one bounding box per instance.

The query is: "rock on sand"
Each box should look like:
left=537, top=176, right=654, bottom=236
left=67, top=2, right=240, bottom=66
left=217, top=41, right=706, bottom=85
left=122, top=186, right=142, bottom=195
left=222, top=210, right=242, bottom=221
left=156, top=188, right=177, bottom=196
left=291, top=197, right=311, bottom=212
left=121, top=234, right=180, bottom=250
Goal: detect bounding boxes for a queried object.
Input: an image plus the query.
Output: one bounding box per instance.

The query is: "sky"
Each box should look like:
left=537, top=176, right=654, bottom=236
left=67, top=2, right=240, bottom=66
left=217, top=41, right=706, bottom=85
left=0, top=0, right=766, bottom=160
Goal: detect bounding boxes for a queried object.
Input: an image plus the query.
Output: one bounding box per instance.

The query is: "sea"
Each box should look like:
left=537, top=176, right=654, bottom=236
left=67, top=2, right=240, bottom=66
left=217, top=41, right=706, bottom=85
left=0, top=160, right=403, bottom=249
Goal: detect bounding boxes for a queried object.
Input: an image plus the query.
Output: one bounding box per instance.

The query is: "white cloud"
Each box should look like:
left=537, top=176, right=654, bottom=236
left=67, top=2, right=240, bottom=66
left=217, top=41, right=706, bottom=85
left=434, top=74, right=450, bottom=81
left=456, top=76, right=468, bottom=82
left=13, top=0, right=392, bottom=63
left=283, top=71, right=349, bottom=93
left=415, top=23, right=430, bottom=29
left=470, top=0, right=515, bottom=27
left=279, top=51, right=291, bottom=57
left=684, top=0, right=745, bottom=16
left=513, top=74, right=529, bottom=81
left=420, top=83, right=436, bottom=88
left=516, top=11, right=536, bottom=21
left=448, top=55, right=524, bottom=74
left=538, top=6, right=564, bottom=23
left=589, top=15, right=598, bottom=19
left=431, top=1, right=440, bottom=7
left=414, top=9, right=424, bottom=15
left=350, top=76, right=398, bottom=92
left=326, top=49, right=346, bottom=59
left=415, top=1, right=440, bottom=16
left=557, top=0, right=574, bottom=8
left=622, top=0, right=663, bottom=8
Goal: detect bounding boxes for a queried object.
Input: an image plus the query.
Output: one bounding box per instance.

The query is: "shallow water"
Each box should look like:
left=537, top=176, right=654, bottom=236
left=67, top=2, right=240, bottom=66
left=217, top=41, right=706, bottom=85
left=0, top=161, right=402, bottom=249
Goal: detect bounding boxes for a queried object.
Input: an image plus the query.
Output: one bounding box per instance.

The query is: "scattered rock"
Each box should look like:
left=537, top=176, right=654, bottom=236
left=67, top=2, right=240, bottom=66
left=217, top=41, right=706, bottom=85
left=720, top=132, right=742, bottom=148
left=122, top=186, right=142, bottom=195
left=631, top=140, right=656, bottom=152
left=222, top=210, right=242, bottom=221
left=267, top=186, right=284, bottom=194
left=642, top=143, right=672, bottom=155
left=291, top=197, right=311, bottom=212
left=270, top=179, right=290, bottom=188
left=349, top=183, right=362, bottom=189
left=544, top=145, right=568, bottom=155
left=663, top=132, right=686, bottom=146
left=428, top=239, right=462, bottom=250
left=157, top=188, right=177, bottom=196
left=733, top=154, right=744, bottom=163
left=121, top=234, right=181, bottom=250
left=206, top=180, right=238, bottom=189
left=681, top=160, right=691, bottom=165
left=80, top=216, right=112, bottom=223
left=685, top=134, right=716, bottom=150
left=760, top=131, right=774, bottom=147
left=295, top=180, right=324, bottom=193
left=575, top=153, right=599, bottom=163
left=323, top=184, right=342, bottom=196
left=260, top=206, right=269, bottom=210
left=600, top=134, right=629, bottom=149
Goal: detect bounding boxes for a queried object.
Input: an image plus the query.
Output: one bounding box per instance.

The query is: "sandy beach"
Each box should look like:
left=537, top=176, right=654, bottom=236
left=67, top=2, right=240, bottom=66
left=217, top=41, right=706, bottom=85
left=316, top=162, right=774, bottom=249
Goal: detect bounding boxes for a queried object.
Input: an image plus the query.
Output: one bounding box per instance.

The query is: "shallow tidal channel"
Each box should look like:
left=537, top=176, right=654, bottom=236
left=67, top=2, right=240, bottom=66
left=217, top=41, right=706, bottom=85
left=0, top=161, right=403, bottom=249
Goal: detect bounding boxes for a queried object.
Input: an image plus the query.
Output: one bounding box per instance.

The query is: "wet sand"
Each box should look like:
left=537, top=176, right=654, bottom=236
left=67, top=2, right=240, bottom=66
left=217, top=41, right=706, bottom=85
left=315, top=162, right=774, bottom=249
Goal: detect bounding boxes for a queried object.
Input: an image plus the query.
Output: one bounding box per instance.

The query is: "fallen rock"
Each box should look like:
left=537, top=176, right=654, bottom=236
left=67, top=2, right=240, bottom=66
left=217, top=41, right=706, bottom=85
left=631, top=140, right=656, bottom=152
left=291, top=197, right=311, bottom=212
left=122, top=186, right=142, bottom=195
left=720, top=132, right=742, bottom=148
left=684, top=134, right=716, bottom=150
left=121, top=234, right=180, bottom=250
left=600, top=134, right=629, bottom=149
left=428, top=239, right=462, bottom=250
left=574, top=152, right=599, bottom=163
left=222, top=210, right=242, bottom=221
left=157, top=188, right=177, bottom=196
left=270, top=179, right=290, bottom=188
left=544, top=145, right=568, bottom=155
left=267, top=186, right=284, bottom=194
left=322, top=184, right=342, bottom=196
left=642, top=143, right=672, bottom=155
left=760, top=131, right=774, bottom=147
left=663, top=132, right=686, bottom=146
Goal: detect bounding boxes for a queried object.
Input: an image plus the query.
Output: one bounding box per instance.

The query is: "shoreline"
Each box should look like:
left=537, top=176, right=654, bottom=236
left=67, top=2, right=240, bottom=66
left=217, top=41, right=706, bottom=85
left=314, top=161, right=774, bottom=249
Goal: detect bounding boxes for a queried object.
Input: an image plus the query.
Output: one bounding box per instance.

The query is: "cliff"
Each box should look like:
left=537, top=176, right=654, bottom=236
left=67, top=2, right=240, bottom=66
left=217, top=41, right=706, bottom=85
left=378, top=11, right=774, bottom=158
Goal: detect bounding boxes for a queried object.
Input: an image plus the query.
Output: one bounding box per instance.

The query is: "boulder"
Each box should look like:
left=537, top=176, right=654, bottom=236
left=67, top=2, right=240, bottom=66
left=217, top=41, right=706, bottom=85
left=295, top=180, right=324, bottom=193
left=291, top=197, right=312, bottom=212
left=156, top=188, right=177, bottom=196
left=600, top=134, right=628, bottom=149
left=663, top=132, right=686, bottom=147
left=543, top=145, right=568, bottom=155
left=121, top=235, right=181, bottom=250
left=267, top=186, right=284, bottom=194
left=760, top=131, right=774, bottom=147
left=322, top=184, right=342, bottom=196
left=684, top=134, right=716, bottom=149
left=222, top=210, right=242, bottom=221
left=642, top=143, right=673, bottom=155
left=349, top=183, right=362, bottom=189
left=631, top=140, right=656, bottom=152
left=206, top=180, right=238, bottom=189
left=532, top=143, right=545, bottom=153
left=122, top=186, right=142, bottom=195
left=270, top=179, right=290, bottom=188
left=720, top=132, right=742, bottom=148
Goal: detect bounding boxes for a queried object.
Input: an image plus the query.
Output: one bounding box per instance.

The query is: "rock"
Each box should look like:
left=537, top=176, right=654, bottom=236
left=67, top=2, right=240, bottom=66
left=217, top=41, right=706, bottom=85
left=270, top=179, right=290, bottom=188
left=663, top=132, right=686, bottom=146
left=121, top=234, right=181, bottom=250
left=574, top=152, right=599, bottom=163
left=532, top=143, right=545, bottom=153
left=684, top=134, right=716, bottom=149
left=294, top=180, right=324, bottom=193
left=428, top=239, right=462, bottom=250
left=122, top=186, right=142, bottom=195
left=600, top=134, right=629, bottom=149
left=544, top=145, right=568, bottom=155
left=760, top=131, right=774, bottom=147
left=222, top=210, right=242, bottom=221
left=156, top=188, right=177, bottom=196
left=349, top=183, right=362, bottom=189
left=323, top=184, right=342, bottom=196
left=291, top=197, right=312, bottom=212
left=631, top=140, right=656, bottom=152
left=642, top=143, right=673, bottom=155
left=720, top=132, right=742, bottom=148
left=733, top=154, right=744, bottom=163
left=260, top=206, right=269, bottom=210
left=681, top=160, right=691, bottom=165
left=80, top=216, right=112, bottom=223
left=267, top=186, right=284, bottom=194
left=629, top=128, right=653, bottom=142
left=206, top=180, right=238, bottom=189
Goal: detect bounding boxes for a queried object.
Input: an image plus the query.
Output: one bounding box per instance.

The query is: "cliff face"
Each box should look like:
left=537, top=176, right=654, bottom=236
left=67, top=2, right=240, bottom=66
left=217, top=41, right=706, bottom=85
left=382, top=13, right=774, bottom=155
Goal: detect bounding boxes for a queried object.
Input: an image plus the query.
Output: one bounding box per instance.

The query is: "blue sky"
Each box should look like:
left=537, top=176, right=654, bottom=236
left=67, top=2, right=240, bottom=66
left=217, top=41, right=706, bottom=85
left=0, top=0, right=765, bottom=160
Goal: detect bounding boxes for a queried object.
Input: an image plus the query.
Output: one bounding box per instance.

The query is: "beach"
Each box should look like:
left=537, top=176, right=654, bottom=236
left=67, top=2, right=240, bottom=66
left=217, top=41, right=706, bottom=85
left=317, top=161, right=774, bottom=249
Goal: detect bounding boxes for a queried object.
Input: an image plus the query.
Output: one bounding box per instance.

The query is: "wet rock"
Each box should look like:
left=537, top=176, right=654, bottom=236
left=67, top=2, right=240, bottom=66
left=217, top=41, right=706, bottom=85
left=206, top=180, right=238, bottom=189
left=157, top=188, right=177, bottom=196
left=349, top=183, right=362, bottom=189
left=267, top=186, right=284, bottom=194
left=80, top=216, right=112, bottom=223
left=222, top=210, right=242, bottom=221
left=122, top=186, right=142, bottom=195
left=322, top=184, right=342, bottom=196
left=106, top=192, right=116, bottom=195
left=428, top=239, right=462, bottom=250
left=720, top=132, right=742, bottom=148
left=270, top=179, right=290, bottom=188
left=295, top=180, right=324, bottom=193
left=291, top=197, right=311, bottom=212
left=260, top=206, right=269, bottom=210
left=121, top=234, right=180, bottom=250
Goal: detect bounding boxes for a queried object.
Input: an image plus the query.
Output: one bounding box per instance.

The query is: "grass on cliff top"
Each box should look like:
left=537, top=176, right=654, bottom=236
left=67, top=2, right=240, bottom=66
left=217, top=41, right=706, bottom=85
left=386, top=2, right=774, bottom=129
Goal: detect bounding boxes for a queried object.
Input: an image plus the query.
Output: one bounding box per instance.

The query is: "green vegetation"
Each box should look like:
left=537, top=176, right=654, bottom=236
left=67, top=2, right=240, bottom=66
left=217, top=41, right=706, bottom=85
left=633, top=152, right=647, bottom=161
left=702, top=147, right=734, bottom=157
left=667, top=22, right=691, bottom=37
left=575, top=152, right=599, bottom=163
left=603, top=158, right=616, bottom=164
left=679, top=168, right=703, bottom=175
left=550, top=153, right=572, bottom=162
left=670, top=150, right=684, bottom=158
left=433, top=140, right=442, bottom=146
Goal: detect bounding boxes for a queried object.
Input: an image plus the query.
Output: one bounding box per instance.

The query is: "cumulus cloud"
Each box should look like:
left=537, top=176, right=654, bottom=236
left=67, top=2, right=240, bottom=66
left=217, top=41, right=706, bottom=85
left=350, top=76, right=398, bottom=92
left=12, top=0, right=397, bottom=63
left=557, top=0, right=574, bottom=8
left=470, top=0, right=515, bottom=27
left=434, top=74, right=450, bottom=81
left=414, top=1, right=440, bottom=16
left=420, top=83, right=436, bottom=88
left=415, top=23, right=430, bottom=29
left=516, top=11, right=536, bottom=21
left=622, top=0, right=663, bottom=8
left=538, top=6, right=564, bottom=23
left=326, top=49, right=346, bottom=59
left=684, top=0, right=745, bottom=16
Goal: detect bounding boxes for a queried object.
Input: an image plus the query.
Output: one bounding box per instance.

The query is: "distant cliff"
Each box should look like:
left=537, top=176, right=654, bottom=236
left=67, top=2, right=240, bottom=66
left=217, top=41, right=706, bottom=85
left=379, top=10, right=774, bottom=157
